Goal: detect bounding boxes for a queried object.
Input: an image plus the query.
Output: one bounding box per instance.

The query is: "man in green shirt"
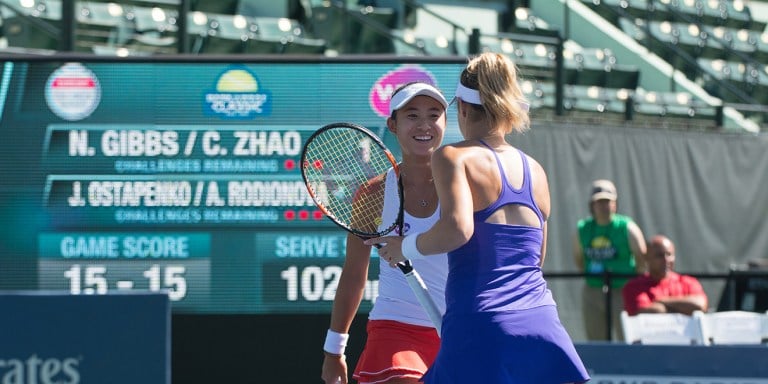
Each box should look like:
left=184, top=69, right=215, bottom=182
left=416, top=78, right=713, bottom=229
left=573, top=179, right=646, bottom=341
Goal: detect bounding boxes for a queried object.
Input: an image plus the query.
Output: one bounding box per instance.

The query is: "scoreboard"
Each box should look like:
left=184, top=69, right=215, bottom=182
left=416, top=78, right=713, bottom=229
left=0, top=58, right=463, bottom=314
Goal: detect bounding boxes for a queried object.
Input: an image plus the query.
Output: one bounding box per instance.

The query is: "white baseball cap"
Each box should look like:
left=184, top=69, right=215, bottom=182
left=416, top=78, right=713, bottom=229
left=590, top=179, right=618, bottom=202
left=389, top=83, right=448, bottom=115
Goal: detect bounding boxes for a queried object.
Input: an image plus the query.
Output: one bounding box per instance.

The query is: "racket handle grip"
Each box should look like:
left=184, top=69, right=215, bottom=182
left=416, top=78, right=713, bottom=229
left=396, top=259, right=413, bottom=274
left=402, top=266, right=443, bottom=336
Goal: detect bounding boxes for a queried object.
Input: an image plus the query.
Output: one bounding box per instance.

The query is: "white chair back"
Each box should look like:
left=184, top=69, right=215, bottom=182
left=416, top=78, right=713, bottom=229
left=621, top=310, right=706, bottom=345
left=699, top=310, right=768, bottom=345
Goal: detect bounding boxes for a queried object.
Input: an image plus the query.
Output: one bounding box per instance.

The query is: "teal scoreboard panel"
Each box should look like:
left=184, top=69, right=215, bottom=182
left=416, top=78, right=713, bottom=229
left=0, top=59, right=462, bottom=314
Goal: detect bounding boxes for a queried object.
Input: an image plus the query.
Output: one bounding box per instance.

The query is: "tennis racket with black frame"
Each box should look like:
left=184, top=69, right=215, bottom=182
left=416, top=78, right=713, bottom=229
left=300, top=122, right=442, bottom=334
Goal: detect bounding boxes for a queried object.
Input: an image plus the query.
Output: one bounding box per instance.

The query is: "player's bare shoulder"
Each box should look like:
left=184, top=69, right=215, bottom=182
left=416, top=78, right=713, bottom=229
left=433, top=142, right=463, bottom=163
left=434, top=141, right=477, bottom=162
left=526, top=154, right=548, bottom=179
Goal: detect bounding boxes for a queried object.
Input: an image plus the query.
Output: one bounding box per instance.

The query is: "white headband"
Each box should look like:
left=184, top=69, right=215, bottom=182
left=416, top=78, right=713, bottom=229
left=454, top=83, right=482, bottom=104
left=389, top=83, right=448, bottom=115
left=454, top=82, right=531, bottom=111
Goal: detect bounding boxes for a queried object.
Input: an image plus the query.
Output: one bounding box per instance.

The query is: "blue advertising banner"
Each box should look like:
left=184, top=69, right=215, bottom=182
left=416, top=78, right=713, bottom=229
left=0, top=291, right=170, bottom=384
left=576, top=343, right=768, bottom=383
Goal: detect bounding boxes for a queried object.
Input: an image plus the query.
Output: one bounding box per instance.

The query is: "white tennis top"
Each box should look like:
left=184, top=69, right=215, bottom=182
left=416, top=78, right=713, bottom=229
left=368, top=168, right=448, bottom=328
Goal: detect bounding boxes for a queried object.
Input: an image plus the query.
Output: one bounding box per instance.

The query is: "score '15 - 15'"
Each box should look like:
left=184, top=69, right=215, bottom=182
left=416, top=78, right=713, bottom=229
left=63, top=264, right=187, bottom=301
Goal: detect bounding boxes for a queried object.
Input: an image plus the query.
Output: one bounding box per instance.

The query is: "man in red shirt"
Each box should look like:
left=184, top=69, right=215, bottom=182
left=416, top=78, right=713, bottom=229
left=622, top=235, right=708, bottom=316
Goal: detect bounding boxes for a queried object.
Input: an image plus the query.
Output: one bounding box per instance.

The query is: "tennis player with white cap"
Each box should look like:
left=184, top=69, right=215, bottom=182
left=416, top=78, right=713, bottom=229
left=321, top=81, right=449, bottom=384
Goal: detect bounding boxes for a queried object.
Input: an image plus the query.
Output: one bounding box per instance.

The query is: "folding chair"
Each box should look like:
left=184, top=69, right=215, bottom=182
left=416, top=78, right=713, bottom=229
left=699, top=310, right=768, bottom=345
left=621, top=310, right=706, bottom=345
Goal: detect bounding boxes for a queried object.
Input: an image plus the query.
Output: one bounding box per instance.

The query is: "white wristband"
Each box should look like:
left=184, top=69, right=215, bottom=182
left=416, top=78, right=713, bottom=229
left=401, top=234, right=426, bottom=260
left=323, top=329, right=349, bottom=356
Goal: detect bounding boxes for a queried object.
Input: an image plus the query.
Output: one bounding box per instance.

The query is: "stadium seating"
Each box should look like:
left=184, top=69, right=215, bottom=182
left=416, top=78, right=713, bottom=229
left=391, top=29, right=460, bottom=56
left=195, top=13, right=250, bottom=54
left=520, top=79, right=555, bottom=110
left=633, top=88, right=719, bottom=122
left=190, top=0, right=238, bottom=15
left=413, top=2, right=502, bottom=38
left=278, top=36, right=327, bottom=54
left=76, top=2, right=131, bottom=50
left=308, top=2, right=396, bottom=54
left=660, top=0, right=755, bottom=30
left=480, top=37, right=552, bottom=77
left=0, top=0, right=763, bottom=130
left=305, top=3, right=345, bottom=53
left=563, top=84, right=617, bottom=114
left=584, top=0, right=764, bottom=31
left=123, top=4, right=179, bottom=54
left=697, top=58, right=766, bottom=105
left=91, top=43, right=152, bottom=56
left=390, top=2, right=502, bottom=56
left=1, top=0, right=62, bottom=50
left=756, top=34, right=768, bottom=64
left=235, top=0, right=291, bottom=18
left=506, top=6, right=559, bottom=37
left=587, top=0, right=766, bottom=109
left=353, top=6, right=398, bottom=54
left=185, top=10, right=210, bottom=53
left=582, top=0, right=651, bottom=24
left=564, top=45, right=639, bottom=89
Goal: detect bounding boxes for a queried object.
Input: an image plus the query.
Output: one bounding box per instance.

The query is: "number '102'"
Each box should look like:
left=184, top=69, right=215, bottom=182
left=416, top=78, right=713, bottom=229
left=280, top=265, right=377, bottom=303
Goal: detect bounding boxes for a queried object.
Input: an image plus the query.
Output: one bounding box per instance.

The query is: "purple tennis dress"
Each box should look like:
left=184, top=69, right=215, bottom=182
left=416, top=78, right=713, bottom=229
left=422, top=142, right=590, bottom=384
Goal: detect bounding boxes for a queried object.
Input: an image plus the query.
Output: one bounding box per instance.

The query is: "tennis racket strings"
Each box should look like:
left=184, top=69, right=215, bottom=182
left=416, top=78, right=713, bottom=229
left=302, top=124, right=399, bottom=237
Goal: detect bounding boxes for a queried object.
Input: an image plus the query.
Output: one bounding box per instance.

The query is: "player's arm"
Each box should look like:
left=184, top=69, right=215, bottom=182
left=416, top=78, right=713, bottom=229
left=540, top=222, right=549, bottom=267
left=417, top=145, right=475, bottom=255
left=528, top=156, right=550, bottom=266
left=329, top=234, right=371, bottom=333
left=322, top=234, right=371, bottom=384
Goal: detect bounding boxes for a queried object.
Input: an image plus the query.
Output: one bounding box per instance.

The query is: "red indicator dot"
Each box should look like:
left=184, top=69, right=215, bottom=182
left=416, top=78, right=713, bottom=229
left=284, top=210, right=296, bottom=220
left=313, top=211, right=324, bottom=220
left=298, top=210, right=310, bottom=220
left=284, top=159, right=296, bottom=170
left=313, top=159, right=323, bottom=170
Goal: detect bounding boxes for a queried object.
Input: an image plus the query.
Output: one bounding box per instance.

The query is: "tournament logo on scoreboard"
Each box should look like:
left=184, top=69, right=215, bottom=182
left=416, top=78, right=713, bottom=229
left=45, top=62, right=101, bottom=121
left=204, top=66, right=272, bottom=119
left=369, top=65, right=441, bottom=118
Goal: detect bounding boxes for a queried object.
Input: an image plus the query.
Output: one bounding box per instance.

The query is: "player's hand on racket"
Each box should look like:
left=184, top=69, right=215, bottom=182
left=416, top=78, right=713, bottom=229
left=321, top=352, right=347, bottom=384
left=364, top=235, right=406, bottom=267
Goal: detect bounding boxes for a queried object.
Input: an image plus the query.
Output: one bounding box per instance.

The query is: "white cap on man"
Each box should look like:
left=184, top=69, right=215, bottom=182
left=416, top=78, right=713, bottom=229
left=590, top=179, right=618, bottom=202
left=389, top=83, right=448, bottom=115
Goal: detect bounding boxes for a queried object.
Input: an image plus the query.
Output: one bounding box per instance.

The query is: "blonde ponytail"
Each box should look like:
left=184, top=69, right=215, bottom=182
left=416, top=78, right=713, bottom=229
left=462, top=53, right=530, bottom=134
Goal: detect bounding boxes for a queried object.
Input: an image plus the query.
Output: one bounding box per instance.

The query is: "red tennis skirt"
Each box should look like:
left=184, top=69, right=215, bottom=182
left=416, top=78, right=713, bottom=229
left=353, top=319, right=440, bottom=384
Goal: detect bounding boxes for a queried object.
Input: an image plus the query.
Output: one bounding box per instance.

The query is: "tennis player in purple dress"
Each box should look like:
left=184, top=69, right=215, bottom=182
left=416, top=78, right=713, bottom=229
left=366, top=52, right=590, bottom=383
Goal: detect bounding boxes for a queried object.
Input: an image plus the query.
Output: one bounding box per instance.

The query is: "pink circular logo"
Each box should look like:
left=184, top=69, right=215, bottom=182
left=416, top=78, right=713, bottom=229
left=369, top=66, right=440, bottom=117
